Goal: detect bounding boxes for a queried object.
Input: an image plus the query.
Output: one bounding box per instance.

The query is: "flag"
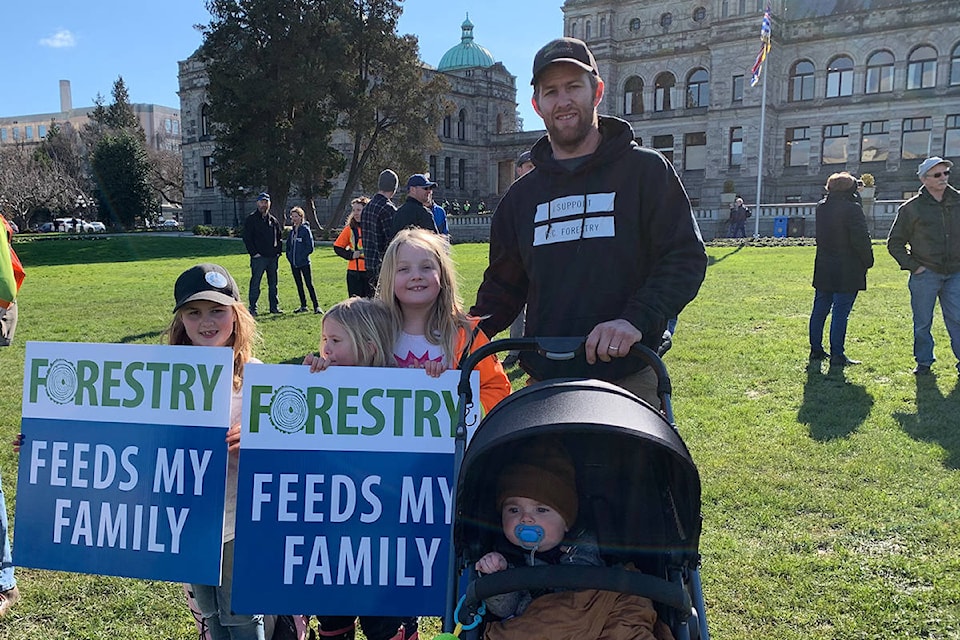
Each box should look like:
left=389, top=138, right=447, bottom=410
left=0, top=217, right=25, bottom=310
left=750, top=6, right=772, bottom=87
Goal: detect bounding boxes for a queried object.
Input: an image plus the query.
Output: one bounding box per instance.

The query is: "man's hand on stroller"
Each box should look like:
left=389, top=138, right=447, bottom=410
left=475, top=552, right=508, bottom=575
left=585, top=319, right=643, bottom=364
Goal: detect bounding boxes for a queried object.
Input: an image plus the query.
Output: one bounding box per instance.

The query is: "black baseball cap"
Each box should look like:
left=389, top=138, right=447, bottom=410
left=173, top=263, right=240, bottom=312
left=531, top=37, right=600, bottom=85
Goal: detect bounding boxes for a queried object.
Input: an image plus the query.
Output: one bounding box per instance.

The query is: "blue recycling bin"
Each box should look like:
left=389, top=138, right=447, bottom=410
left=773, top=216, right=788, bottom=238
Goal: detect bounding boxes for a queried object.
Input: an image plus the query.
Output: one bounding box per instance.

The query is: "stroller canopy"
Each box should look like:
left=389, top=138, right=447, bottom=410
left=455, top=379, right=702, bottom=568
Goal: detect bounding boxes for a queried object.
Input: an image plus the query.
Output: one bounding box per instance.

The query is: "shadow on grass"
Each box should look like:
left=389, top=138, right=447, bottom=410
left=798, top=363, right=874, bottom=440
left=894, top=374, right=960, bottom=469
left=118, top=330, right=166, bottom=344
left=706, top=244, right=745, bottom=266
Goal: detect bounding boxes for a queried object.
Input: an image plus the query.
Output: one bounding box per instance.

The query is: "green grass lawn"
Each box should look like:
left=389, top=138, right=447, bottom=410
left=1, top=235, right=958, bottom=639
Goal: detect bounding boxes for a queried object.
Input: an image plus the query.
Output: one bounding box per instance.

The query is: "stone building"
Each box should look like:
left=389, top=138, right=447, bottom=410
left=178, top=17, right=540, bottom=228
left=562, top=0, right=960, bottom=205
left=180, top=1, right=960, bottom=227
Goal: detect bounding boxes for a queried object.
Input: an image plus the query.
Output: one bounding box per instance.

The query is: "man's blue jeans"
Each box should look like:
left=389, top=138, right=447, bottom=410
left=809, top=290, right=858, bottom=357
left=908, top=269, right=960, bottom=368
left=248, top=256, right=279, bottom=313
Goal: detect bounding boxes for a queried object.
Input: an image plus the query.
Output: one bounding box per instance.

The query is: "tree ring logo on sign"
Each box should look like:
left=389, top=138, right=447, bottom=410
left=268, top=385, right=309, bottom=434
left=45, top=359, right=78, bottom=405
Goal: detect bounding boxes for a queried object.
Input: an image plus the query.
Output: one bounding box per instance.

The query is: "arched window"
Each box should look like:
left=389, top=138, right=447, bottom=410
left=457, top=109, right=466, bottom=140
left=654, top=72, right=676, bottom=112
left=200, top=104, right=211, bottom=137
left=789, top=60, right=815, bottom=101
left=686, top=68, right=710, bottom=108
left=825, top=56, right=854, bottom=98
left=721, top=1, right=729, bottom=18
left=496, top=113, right=503, bottom=134
left=585, top=20, right=591, bottom=40
left=570, top=22, right=578, bottom=39
left=458, top=159, right=466, bottom=190
left=623, top=76, right=643, bottom=115
left=600, top=17, right=606, bottom=37
left=443, top=115, right=451, bottom=138
left=950, top=44, right=960, bottom=86
left=865, top=51, right=894, bottom=93
left=907, top=46, right=937, bottom=89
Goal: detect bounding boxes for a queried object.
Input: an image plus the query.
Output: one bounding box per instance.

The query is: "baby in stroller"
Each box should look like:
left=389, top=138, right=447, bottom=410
left=474, top=438, right=675, bottom=640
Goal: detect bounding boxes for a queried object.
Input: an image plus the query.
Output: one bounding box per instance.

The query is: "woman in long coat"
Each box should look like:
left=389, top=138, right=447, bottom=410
left=809, top=172, right=874, bottom=366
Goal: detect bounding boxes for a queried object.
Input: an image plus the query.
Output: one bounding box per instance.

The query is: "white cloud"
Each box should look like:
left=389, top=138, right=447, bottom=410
left=39, top=29, right=76, bottom=48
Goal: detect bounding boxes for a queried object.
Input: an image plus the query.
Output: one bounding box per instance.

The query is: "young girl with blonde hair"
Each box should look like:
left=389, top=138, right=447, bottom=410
left=168, top=263, right=269, bottom=640
left=302, top=295, right=419, bottom=640
left=377, top=228, right=510, bottom=412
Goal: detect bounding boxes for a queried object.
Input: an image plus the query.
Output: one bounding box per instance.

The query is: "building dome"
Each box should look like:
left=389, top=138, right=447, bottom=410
left=437, top=15, right=496, bottom=71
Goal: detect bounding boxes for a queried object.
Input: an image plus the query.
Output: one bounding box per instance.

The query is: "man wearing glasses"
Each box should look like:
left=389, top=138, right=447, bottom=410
left=888, top=156, right=960, bottom=375
left=390, top=174, right=439, bottom=238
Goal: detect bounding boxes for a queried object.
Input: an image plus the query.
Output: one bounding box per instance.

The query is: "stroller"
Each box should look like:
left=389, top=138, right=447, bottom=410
left=444, top=337, right=709, bottom=640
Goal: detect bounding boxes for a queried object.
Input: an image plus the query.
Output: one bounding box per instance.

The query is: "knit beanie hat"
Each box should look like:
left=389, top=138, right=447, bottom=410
left=496, top=440, right=578, bottom=528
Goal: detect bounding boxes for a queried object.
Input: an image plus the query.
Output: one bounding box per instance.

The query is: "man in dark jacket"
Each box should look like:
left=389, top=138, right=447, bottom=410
left=242, top=192, right=283, bottom=315
left=390, top=174, right=439, bottom=239
left=360, top=169, right=399, bottom=289
left=808, top=172, right=874, bottom=367
left=470, top=37, right=707, bottom=404
left=727, top=197, right=751, bottom=238
left=887, top=156, right=960, bottom=375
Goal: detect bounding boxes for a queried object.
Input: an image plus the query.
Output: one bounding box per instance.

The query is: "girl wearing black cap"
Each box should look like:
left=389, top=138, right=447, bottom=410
left=168, top=263, right=270, bottom=640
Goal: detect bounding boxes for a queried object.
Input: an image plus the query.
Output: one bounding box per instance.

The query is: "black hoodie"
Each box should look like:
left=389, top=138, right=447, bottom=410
left=471, top=116, right=707, bottom=381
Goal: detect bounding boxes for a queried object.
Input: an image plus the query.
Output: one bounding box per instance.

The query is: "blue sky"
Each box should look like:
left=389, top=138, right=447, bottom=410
left=4, top=0, right=563, bottom=131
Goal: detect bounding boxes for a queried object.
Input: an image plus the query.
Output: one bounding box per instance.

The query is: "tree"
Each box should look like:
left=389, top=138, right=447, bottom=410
left=0, top=143, right=79, bottom=229
left=200, top=0, right=348, bottom=226
left=146, top=148, right=184, bottom=207
left=90, top=131, right=158, bottom=228
left=83, top=77, right=156, bottom=228
left=107, top=77, right=142, bottom=132
left=41, top=122, right=95, bottom=204
left=198, top=0, right=449, bottom=229
left=328, top=1, right=450, bottom=227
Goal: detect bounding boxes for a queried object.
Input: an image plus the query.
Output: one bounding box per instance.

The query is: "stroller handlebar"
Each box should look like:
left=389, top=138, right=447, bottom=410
left=460, top=564, right=692, bottom=623
left=457, top=337, right=672, bottom=405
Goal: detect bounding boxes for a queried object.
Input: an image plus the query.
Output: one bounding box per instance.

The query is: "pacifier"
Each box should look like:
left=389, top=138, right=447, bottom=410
left=514, top=524, right=545, bottom=550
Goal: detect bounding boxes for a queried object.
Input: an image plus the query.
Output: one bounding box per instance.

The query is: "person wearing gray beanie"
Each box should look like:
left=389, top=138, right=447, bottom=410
left=361, top=169, right=400, bottom=290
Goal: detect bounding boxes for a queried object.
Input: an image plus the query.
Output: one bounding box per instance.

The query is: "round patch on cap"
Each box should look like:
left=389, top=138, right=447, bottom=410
left=205, top=271, right=229, bottom=289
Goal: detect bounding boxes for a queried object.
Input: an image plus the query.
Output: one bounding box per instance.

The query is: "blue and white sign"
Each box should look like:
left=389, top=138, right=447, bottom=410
left=231, top=363, right=480, bottom=615
left=15, top=342, right=234, bottom=584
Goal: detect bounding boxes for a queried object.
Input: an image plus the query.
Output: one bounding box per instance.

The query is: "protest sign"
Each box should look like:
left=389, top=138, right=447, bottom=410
left=15, top=342, right=233, bottom=584
left=231, top=364, right=480, bottom=615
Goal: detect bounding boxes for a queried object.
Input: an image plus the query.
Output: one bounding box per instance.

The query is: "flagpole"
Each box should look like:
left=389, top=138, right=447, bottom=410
left=753, top=59, right=767, bottom=238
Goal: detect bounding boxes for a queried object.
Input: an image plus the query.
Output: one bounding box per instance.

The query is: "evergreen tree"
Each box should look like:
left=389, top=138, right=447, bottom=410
left=198, top=0, right=449, bottom=227
left=84, top=77, right=155, bottom=228
left=106, top=76, right=142, bottom=132
left=200, top=0, right=348, bottom=222
left=90, top=131, right=158, bottom=228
